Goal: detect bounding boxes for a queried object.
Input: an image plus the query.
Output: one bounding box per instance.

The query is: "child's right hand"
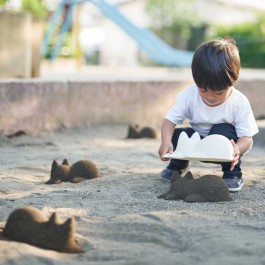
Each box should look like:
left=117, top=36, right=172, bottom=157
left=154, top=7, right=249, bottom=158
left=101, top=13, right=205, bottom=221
left=158, top=142, right=174, bottom=161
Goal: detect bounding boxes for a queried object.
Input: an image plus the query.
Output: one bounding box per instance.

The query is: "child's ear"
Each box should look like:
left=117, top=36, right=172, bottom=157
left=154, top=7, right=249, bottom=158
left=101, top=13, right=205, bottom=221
left=62, top=159, right=70, bottom=166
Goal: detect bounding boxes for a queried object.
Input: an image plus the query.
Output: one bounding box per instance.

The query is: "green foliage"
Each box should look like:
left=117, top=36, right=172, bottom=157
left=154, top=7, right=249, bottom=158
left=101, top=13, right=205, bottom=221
left=211, top=16, right=265, bottom=68
left=145, top=0, right=208, bottom=51
left=21, top=0, right=48, bottom=19
left=44, top=31, right=76, bottom=59
left=0, top=0, right=8, bottom=6
left=145, top=0, right=199, bottom=27
left=60, top=31, right=76, bottom=58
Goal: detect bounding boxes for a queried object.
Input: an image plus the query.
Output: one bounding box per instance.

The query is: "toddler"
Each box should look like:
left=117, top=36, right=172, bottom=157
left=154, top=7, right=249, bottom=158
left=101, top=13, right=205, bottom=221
left=158, top=39, right=259, bottom=192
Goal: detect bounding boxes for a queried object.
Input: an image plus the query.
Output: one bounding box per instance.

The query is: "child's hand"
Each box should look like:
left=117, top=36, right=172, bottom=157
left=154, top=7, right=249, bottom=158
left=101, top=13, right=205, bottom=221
left=230, top=139, right=240, bottom=171
left=158, top=142, right=173, bottom=161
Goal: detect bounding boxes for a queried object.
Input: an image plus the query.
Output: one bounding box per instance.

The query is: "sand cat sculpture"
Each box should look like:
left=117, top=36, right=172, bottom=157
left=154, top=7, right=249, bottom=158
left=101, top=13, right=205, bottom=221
left=46, top=159, right=100, bottom=184
left=3, top=206, right=84, bottom=253
left=126, top=124, right=157, bottom=139
left=158, top=171, right=231, bottom=203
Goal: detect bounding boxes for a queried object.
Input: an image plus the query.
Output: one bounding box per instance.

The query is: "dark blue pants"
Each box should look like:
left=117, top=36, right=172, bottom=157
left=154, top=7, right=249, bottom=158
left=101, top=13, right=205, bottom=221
left=167, top=123, right=241, bottom=175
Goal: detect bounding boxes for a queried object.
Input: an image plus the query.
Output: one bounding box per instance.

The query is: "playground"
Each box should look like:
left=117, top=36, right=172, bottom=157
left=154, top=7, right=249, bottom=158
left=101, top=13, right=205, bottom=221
left=43, top=0, right=194, bottom=66
left=1, top=1, right=265, bottom=264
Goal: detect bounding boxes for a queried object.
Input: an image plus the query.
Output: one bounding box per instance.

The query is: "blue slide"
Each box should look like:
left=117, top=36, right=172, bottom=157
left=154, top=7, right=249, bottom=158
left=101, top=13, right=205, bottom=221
left=89, top=0, right=193, bottom=67
left=42, top=0, right=194, bottom=66
left=42, top=1, right=76, bottom=60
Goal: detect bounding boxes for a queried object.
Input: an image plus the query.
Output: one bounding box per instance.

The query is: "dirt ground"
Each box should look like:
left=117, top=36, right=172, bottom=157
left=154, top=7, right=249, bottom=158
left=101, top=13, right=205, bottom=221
left=0, top=124, right=265, bottom=265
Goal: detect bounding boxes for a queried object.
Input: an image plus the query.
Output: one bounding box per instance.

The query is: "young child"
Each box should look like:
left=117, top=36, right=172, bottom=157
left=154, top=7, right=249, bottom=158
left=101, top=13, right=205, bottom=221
left=158, top=39, right=259, bottom=192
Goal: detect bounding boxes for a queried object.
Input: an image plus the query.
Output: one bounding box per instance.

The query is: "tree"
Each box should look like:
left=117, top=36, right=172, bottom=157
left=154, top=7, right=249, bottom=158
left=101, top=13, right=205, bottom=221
left=211, top=16, right=265, bottom=68
left=0, top=0, right=8, bottom=6
left=145, top=0, right=197, bottom=28
left=21, top=0, right=48, bottom=19
left=145, top=0, right=207, bottom=50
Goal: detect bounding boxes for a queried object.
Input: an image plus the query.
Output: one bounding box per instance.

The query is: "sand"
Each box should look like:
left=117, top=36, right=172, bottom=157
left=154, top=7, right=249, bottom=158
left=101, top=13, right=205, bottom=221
left=0, top=124, right=265, bottom=265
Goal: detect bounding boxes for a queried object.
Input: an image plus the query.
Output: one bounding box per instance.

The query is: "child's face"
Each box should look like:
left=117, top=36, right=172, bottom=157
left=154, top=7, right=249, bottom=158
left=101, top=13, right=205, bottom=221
left=198, top=87, right=232, bottom=107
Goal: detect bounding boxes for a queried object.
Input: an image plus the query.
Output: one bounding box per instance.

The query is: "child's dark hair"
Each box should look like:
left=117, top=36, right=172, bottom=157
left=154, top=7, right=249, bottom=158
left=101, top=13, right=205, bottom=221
left=191, top=39, right=240, bottom=91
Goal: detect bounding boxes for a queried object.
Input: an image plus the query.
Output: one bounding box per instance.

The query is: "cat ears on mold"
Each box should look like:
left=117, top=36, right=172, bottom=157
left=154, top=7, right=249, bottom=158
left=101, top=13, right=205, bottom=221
left=163, top=132, right=234, bottom=162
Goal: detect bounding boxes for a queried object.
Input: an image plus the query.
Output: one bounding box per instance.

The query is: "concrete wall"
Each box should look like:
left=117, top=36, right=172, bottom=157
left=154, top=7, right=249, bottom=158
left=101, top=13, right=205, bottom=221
left=0, top=80, right=191, bottom=135
left=0, top=11, right=32, bottom=78
left=31, top=19, right=45, bottom=78
left=0, top=11, right=43, bottom=79
left=236, top=80, right=265, bottom=120
left=0, top=79, right=264, bottom=135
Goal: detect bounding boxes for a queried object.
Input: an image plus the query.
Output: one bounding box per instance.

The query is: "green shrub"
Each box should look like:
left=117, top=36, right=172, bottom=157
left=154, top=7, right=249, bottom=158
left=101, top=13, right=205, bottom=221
left=211, top=16, right=265, bottom=68
left=21, top=0, right=48, bottom=19
left=0, top=0, right=8, bottom=6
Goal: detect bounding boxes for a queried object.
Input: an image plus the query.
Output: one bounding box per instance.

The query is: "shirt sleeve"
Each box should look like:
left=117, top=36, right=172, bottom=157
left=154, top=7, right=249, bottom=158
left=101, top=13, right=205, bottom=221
left=234, top=95, right=259, bottom=137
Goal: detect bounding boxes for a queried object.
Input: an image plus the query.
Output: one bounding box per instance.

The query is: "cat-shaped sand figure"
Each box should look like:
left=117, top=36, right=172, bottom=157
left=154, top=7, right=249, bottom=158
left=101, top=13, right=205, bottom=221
left=3, top=206, right=84, bottom=253
left=158, top=171, right=231, bottom=203
left=126, top=124, right=157, bottom=139
left=46, top=159, right=100, bottom=184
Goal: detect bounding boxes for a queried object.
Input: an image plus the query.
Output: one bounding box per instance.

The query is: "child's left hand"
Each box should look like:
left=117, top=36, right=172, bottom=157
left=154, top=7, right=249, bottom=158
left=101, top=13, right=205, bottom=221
left=230, top=139, right=240, bottom=171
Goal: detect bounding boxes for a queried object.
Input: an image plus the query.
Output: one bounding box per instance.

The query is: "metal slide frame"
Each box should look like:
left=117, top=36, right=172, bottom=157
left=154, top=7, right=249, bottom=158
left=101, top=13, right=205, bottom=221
left=42, top=0, right=193, bottom=66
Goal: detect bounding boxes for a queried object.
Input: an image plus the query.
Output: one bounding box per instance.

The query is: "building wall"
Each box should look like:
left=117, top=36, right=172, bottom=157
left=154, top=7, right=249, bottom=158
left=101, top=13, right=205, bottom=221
left=193, top=0, right=259, bottom=25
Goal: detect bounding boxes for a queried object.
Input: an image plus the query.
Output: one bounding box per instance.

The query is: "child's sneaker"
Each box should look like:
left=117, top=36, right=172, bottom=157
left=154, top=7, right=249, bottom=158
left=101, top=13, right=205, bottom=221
left=223, top=172, right=243, bottom=192
left=160, top=163, right=190, bottom=181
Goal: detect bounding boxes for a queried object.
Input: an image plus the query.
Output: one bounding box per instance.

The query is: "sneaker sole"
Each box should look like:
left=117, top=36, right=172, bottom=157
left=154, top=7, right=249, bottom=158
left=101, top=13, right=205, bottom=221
left=160, top=163, right=191, bottom=181
left=181, top=163, right=191, bottom=175
left=228, top=182, right=244, bottom=192
left=160, top=174, right=173, bottom=181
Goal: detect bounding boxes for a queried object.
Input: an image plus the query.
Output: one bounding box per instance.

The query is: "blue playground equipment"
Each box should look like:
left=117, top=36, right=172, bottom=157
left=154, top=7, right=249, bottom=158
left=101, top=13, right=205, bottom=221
left=42, top=0, right=194, bottom=67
